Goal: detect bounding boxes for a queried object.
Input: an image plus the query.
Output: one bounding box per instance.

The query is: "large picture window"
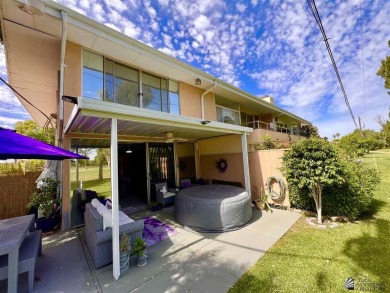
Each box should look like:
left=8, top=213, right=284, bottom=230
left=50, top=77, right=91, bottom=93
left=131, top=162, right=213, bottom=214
left=142, top=72, right=168, bottom=111
left=82, top=50, right=179, bottom=113
left=216, top=105, right=240, bottom=125
left=105, top=60, right=139, bottom=107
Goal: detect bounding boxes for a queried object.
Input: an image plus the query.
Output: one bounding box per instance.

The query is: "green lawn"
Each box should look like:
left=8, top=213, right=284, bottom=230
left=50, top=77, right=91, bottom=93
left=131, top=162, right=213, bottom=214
left=70, top=166, right=112, bottom=197
left=229, top=150, right=390, bottom=293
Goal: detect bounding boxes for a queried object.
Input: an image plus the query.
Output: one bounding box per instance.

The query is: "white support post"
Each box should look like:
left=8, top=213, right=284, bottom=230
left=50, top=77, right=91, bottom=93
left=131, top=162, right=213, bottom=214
left=241, top=132, right=251, bottom=196
left=146, top=142, right=151, bottom=204
left=110, top=118, right=120, bottom=281
left=173, top=142, right=179, bottom=187
left=195, top=142, right=200, bottom=180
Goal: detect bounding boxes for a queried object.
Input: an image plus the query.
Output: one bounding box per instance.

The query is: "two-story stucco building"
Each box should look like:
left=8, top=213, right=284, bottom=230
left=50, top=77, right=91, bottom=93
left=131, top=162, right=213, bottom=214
left=0, top=0, right=310, bottom=231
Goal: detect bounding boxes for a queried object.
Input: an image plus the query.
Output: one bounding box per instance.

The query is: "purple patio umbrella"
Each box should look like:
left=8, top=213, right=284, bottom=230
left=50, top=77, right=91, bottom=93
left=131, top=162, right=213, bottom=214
left=0, top=128, right=88, bottom=160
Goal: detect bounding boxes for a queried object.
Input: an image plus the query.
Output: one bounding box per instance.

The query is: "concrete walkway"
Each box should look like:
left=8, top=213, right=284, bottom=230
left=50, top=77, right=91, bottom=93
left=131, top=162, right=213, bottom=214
left=0, top=208, right=300, bottom=293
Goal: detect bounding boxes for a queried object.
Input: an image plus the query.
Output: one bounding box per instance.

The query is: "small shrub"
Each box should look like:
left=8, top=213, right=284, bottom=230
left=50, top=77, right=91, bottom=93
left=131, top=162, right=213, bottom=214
left=120, top=233, right=130, bottom=253
left=131, top=238, right=146, bottom=257
left=287, top=155, right=380, bottom=220
left=254, top=134, right=283, bottom=150
left=27, top=177, right=60, bottom=217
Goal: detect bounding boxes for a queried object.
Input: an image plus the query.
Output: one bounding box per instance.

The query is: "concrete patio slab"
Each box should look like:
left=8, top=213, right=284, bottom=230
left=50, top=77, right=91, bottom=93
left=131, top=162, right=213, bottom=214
left=0, top=229, right=97, bottom=293
left=0, top=207, right=301, bottom=293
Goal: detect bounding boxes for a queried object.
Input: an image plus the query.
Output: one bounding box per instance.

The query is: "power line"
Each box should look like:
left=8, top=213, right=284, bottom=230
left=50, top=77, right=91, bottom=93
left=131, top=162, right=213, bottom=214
left=359, top=0, right=366, bottom=123
left=306, top=0, right=359, bottom=130
left=0, top=77, right=55, bottom=129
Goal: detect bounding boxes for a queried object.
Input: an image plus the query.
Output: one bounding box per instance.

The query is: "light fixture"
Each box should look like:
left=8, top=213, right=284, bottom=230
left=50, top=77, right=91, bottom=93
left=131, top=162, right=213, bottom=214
left=62, top=95, right=78, bottom=104
left=126, top=148, right=132, bottom=154
left=201, top=120, right=211, bottom=125
left=195, top=78, right=201, bottom=86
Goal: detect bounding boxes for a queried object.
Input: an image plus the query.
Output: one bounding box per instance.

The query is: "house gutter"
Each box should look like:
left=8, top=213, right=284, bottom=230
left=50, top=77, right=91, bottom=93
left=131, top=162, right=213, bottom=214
left=201, top=80, right=217, bottom=120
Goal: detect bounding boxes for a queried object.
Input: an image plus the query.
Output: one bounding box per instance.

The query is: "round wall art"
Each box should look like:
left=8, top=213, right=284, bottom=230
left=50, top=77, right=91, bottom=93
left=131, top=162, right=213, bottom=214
left=216, top=158, right=228, bottom=173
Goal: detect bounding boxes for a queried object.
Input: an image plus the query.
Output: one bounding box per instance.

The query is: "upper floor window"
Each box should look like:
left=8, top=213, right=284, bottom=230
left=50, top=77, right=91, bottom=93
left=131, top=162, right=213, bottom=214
left=169, top=80, right=180, bottom=115
left=82, top=49, right=179, bottom=114
left=105, top=60, right=139, bottom=107
left=216, top=105, right=240, bottom=125
left=142, top=72, right=168, bottom=111
left=82, top=51, right=103, bottom=100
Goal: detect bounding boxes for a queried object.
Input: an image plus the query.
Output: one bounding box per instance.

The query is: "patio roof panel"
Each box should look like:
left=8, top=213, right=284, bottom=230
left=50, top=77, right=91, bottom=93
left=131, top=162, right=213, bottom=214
left=64, top=98, right=253, bottom=145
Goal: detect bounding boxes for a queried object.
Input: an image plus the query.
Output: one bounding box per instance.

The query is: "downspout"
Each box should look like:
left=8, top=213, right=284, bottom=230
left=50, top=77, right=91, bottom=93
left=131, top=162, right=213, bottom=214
left=201, top=80, right=217, bottom=120
left=58, top=11, right=67, bottom=228
left=58, top=10, right=67, bottom=147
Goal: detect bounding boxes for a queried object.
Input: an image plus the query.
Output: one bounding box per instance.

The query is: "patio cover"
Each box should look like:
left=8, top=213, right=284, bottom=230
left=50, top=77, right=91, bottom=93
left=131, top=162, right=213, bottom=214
left=0, top=128, right=88, bottom=160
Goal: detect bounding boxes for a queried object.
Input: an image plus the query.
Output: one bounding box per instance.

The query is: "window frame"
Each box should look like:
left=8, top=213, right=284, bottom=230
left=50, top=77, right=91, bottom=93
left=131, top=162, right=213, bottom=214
left=216, top=105, right=240, bottom=125
left=82, top=49, right=180, bottom=114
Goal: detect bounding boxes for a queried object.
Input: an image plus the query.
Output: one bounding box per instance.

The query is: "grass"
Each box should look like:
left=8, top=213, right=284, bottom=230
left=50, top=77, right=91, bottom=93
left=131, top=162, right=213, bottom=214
left=229, top=150, right=390, bottom=293
left=70, top=166, right=112, bottom=197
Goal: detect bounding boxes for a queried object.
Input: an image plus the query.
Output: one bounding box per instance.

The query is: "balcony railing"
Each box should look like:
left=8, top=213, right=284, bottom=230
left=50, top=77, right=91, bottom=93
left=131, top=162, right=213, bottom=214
left=245, top=120, right=299, bottom=135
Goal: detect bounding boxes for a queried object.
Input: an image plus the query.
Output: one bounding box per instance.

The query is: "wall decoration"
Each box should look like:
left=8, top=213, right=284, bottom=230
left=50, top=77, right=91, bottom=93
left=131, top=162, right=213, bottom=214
left=216, top=158, right=228, bottom=173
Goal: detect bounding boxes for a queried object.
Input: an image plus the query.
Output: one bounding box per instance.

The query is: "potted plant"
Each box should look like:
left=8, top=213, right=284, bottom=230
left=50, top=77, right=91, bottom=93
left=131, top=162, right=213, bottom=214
left=119, top=233, right=131, bottom=272
left=27, top=177, right=60, bottom=232
left=131, top=238, right=147, bottom=266
left=254, top=188, right=273, bottom=213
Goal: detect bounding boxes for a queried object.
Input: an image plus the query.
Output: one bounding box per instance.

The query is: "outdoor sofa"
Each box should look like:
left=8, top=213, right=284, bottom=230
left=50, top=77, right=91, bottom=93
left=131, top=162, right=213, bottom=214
left=84, top=203, right=144, bottom=269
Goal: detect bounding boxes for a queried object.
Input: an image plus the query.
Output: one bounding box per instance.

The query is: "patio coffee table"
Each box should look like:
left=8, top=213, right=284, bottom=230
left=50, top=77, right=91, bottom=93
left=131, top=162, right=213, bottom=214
left=0, top=214, right=34, bottom=293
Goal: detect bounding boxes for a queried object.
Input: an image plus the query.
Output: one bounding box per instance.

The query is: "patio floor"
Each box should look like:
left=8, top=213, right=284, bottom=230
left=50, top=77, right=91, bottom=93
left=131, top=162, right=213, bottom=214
left=0, top=207, right=300, bottom=293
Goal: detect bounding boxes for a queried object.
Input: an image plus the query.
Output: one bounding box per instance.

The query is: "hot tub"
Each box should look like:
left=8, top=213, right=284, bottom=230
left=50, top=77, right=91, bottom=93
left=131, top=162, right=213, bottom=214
left=175, top=185, right=252, bottom=232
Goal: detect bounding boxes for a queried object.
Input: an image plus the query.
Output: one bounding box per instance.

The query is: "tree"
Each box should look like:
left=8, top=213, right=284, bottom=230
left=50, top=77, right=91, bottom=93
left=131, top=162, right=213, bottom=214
left=377, top=40, right=390, bottom=95
left=14, top=120, right=55, bottom=145
left=95, top=148, right=110, bottom=180
left=300, top=124, right=319, bottom=138
left=375, top=111, right=390, bottom=148
left=338, top=129, right=382, bottom=157
left=282, top=138, right=344, bottom=224
left=78, top=149, right=93, bottom=170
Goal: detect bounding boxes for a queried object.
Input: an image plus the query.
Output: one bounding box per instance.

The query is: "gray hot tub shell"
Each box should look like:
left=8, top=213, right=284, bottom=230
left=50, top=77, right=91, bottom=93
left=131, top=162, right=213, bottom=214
left=175, top=185, right=252, bottom=232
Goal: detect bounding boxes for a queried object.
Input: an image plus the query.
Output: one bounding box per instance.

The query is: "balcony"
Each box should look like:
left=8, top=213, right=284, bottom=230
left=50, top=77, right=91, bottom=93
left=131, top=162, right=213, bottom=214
left=246, top=120, right=304, bottom=146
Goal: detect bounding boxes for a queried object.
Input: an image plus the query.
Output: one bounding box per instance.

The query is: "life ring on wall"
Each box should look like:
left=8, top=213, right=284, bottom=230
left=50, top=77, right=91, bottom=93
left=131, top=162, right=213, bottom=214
left=266, top=176, right=286, bottom=201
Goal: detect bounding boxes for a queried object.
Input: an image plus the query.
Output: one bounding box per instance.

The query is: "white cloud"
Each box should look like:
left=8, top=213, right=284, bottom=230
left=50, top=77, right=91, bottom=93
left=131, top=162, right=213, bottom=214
left=193, top=15, right=210, bottom=31
left=103, top=0, right=127, bottom=13
left=236, top=3, right=247, bottom=13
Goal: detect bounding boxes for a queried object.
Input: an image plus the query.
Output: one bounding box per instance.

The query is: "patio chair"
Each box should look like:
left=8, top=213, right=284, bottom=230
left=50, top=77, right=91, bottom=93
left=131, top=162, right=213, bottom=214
left=180, top=178, right=192, bottom=188
left=155, top=182, right=176, bottom=208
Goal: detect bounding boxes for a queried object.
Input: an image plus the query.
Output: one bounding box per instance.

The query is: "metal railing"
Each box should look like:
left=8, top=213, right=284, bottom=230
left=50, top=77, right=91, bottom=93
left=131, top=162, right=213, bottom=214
left=246, top=120, right=299, bottom=135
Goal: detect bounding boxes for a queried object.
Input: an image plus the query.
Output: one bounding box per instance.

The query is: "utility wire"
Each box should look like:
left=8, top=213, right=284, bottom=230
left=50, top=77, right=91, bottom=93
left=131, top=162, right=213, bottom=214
left=0, top=77, right=55, bottom=129
left=359, top=0, right=366, bottom=123
left=306, top=0, right=359, bottom=130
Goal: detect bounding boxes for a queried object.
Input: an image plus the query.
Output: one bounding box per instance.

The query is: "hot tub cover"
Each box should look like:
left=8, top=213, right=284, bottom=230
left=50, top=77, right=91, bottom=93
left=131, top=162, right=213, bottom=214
left=175, top=185, right=252, bottom=232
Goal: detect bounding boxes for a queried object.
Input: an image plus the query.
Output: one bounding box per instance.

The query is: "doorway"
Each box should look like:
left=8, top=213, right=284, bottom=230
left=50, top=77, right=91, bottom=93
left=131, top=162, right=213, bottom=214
left=118, top=143, right=148, bottom=211
left=149, top=143, right=176, bottom=201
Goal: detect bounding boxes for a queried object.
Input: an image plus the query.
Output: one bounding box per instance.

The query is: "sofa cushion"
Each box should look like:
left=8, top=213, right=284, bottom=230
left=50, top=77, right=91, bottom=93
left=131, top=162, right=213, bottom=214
left=91, top=198, right=101, bottom=208
left=163, top=191, right=176, bottom=199
left=96, top=204, right=108, bottom=216
left=119, top=211, right=134, bottom=226
left=102, top=209, right=112, bottom=230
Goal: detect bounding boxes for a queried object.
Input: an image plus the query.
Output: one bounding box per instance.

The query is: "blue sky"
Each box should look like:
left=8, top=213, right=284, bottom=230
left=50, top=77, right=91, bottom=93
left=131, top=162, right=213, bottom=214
left=1, top=0, right=389, bottom=138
